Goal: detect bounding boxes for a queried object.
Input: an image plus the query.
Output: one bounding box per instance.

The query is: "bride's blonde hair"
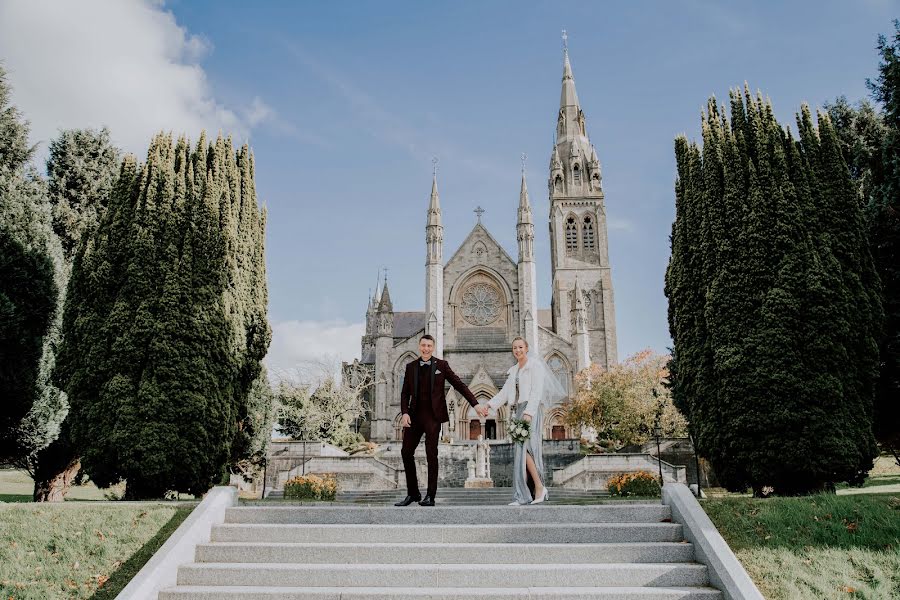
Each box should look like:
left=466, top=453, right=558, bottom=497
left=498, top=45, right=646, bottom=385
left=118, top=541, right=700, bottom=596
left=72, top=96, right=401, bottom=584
left=511, top=336, right=529, bottom=349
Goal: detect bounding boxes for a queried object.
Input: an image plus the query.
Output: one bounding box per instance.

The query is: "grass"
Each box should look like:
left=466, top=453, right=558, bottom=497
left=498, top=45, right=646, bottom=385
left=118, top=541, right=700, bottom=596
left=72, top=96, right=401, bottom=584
left=703, top=493, right=900, bottom=599
left=0, top=469, right=125, bottom=502
left=0, top=502, right=193, bottom=599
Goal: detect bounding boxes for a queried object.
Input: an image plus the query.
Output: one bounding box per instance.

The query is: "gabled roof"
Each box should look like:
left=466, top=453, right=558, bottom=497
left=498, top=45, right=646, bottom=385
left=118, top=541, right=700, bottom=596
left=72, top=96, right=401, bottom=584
left=445, top=222, right=516, bottom=269
left=539, top=324, right=573, bottom=347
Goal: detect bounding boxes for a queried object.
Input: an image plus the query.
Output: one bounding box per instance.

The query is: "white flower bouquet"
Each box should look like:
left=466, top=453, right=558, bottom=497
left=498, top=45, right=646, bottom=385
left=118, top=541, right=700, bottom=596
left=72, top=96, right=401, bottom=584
left=508, top=417, right=531, bottom=443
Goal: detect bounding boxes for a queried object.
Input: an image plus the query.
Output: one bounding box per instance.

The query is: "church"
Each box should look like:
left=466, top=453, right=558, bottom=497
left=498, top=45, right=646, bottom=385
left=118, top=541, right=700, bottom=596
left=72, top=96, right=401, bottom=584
left=345, top=44, right=617, bottom=444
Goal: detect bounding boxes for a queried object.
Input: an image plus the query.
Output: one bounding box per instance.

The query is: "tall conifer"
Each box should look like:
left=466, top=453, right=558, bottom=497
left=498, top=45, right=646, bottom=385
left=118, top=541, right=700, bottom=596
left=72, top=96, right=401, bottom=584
left=666, top=88, right=883, bottom=494
left=57, top=132, right=271, bottom=499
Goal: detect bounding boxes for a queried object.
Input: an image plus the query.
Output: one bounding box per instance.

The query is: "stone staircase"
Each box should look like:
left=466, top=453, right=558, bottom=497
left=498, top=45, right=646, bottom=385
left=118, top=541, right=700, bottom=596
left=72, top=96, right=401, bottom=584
left=158, top=503, right=723, bottom=599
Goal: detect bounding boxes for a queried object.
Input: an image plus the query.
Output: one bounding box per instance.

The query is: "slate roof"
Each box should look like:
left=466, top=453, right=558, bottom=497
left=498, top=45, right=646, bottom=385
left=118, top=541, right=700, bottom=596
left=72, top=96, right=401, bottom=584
left=538, top=308, right=553, bottom=329
left=393, top=311, right=425, bottom=340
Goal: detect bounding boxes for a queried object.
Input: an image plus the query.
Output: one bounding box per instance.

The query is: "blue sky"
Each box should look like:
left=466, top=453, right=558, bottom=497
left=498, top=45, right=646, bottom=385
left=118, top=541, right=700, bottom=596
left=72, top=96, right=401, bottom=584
left=1, top=1, right=897, bottom=375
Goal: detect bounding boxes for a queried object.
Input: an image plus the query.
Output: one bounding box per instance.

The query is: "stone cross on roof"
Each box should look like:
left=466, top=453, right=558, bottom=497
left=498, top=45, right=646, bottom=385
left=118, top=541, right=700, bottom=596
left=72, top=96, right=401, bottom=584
left=474, top=206, right=485, bottom=223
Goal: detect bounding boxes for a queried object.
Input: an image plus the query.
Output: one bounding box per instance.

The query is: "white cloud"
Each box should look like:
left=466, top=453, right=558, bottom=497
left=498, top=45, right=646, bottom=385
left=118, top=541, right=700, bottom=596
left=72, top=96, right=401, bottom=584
left=279, top=38, right=505, bottom=177
left=0, top=0, right=270, bottom=159
left=265, top=319, right=365, bottom=383
left=607, top=217, right=636, bottom=232
left=245, top=96, right=275, bottom=128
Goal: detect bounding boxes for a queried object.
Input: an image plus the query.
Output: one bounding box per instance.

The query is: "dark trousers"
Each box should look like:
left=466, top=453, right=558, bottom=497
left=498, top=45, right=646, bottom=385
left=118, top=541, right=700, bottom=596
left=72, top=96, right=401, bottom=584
left=401, top=408, right=441, bottom=498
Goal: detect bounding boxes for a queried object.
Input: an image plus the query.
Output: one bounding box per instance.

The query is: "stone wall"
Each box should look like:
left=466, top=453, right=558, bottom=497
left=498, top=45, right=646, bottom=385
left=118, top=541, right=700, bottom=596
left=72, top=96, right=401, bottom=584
left=488, top=440, right=584, bottom=487
left=267, top=439, right=588, bottom=492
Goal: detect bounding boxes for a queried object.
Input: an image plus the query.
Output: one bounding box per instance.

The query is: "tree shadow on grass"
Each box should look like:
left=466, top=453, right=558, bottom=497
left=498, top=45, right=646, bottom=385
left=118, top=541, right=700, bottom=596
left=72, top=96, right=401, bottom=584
left=89, top=506, right=192, bottom=600
left=0, top=493, right=32, bottom=502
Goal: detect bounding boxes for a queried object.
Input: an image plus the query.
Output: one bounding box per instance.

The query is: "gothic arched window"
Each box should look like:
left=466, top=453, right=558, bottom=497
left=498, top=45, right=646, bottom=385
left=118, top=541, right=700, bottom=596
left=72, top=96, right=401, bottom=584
left=565, top=217, right=578, bottom=253
left=573, top=164, right=581, bottom=185
left=547, top=355, right=571, bottom=397
left=583, top=216, right=595, bottom=251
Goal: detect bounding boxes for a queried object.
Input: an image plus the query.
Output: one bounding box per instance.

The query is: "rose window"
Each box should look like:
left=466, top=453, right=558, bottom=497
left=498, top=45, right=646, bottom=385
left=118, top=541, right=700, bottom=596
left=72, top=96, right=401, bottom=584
left=461, top=283, right=501, bottom=326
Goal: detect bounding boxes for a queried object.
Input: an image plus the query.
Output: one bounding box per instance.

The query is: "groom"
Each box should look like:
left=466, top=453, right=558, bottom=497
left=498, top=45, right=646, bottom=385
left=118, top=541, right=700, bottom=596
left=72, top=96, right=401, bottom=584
left=395, top=334, right=488, bottom=506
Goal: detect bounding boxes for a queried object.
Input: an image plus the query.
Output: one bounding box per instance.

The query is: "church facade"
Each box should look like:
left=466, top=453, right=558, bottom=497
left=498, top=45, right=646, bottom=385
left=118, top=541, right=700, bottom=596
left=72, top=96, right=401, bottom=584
left=345, top=46, right=617, bottom=444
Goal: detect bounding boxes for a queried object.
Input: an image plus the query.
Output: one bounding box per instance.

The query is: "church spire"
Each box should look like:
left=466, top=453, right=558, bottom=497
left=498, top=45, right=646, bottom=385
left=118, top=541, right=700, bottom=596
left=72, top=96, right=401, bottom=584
left=378, top=277, right=393, bottom=313
left=517, top=154, right=539, bottom=350
left=518, top=157, right=533, bottom=226
left=425, top=158, right=444, bottom=354
left=560, top=39, right=580, bottom=111
left=517, top=164, right=535, bottom=262
left=427, top=173, right=441, bottom=227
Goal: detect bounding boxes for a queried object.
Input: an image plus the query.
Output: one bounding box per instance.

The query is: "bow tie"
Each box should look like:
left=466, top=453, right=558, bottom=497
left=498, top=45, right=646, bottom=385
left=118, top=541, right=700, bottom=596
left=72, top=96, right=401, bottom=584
left=420, top=360, right=432, bottom=366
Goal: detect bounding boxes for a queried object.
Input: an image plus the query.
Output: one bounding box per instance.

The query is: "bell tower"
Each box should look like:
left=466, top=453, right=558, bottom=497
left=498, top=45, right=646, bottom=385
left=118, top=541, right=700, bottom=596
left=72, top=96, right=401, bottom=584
left=548, top=32, right=617, bottom=368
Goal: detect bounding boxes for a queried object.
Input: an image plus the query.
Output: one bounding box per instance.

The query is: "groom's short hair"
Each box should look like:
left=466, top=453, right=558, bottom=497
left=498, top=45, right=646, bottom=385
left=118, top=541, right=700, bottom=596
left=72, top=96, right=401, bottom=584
left=420, top=334, right=435, bottom=343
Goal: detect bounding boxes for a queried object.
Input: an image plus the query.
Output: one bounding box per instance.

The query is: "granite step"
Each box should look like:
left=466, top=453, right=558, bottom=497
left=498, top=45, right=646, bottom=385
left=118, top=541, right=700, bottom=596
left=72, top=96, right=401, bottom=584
left=211, top=522, right=685, bottom=544
left=175, top=563, right=710, bottom=588
left=194, top=541, right=696, bottom=564
left=225, top=504, right=671, bottom=525
left=159, top=585, right=724, bottom=599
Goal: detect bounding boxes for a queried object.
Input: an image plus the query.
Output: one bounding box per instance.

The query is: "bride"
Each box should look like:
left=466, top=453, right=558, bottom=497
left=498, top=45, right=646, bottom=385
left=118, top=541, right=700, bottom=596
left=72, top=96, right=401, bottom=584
left=488, top=337, right=566, bottom=505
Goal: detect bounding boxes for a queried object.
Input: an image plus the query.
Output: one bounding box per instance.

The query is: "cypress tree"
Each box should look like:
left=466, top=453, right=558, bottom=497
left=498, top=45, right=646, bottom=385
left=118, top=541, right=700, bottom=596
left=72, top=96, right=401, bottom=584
left=26, top=128, right=121, bottom=501
left=57, top=132, right=271, bottom=499
left=666, top=88, right=883, bottom=494
left=869, top=21, right=900, bottom=463
left=0, top=66, right=66, bottom=470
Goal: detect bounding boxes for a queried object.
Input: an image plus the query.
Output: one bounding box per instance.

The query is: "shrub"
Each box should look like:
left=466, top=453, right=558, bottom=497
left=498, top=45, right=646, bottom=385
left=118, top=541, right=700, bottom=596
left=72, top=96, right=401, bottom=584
left=607, top=470, right=661, bottom=497
left=283, top=473, right=338, bottom=501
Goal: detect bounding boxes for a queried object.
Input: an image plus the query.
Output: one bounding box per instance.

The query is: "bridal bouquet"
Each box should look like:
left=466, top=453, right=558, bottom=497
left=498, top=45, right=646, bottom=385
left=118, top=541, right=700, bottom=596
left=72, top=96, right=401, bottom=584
left=508, top=418, right=531, bottom=443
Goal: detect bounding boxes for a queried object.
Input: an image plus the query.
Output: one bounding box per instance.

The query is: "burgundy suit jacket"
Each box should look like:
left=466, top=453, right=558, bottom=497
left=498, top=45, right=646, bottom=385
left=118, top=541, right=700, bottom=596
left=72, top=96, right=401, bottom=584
left=400, top=357, right=478, bottom=424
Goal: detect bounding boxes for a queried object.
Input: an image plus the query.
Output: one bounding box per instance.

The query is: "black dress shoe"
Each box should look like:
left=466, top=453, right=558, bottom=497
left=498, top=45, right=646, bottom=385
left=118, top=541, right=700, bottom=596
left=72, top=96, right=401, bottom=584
left=394, top=495, right=421, bottom=507
left=418, top=495, right=435, bottom=506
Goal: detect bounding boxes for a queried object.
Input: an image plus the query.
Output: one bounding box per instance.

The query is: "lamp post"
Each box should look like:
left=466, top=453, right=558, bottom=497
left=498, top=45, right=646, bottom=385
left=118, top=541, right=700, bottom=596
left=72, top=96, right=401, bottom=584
left=261, top=456, right=268, bottom=499
left=689, top=431, right=702, bottom=498
left=654, top=423, right=664, bottom=486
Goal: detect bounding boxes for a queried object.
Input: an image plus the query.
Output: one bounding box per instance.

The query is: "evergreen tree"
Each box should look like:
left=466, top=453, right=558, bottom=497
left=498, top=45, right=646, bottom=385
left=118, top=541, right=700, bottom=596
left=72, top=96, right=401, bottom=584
left=666, top=87, right=883, bottom=494
left=0, top=66, right=32, bottom=173
left=46, top=128, right=121, bottom=260
left=0, top=172, right=58, bottom=460
left=231, top=368, right=275, bottom=480
left=25, top=128, right=121, bottom=501
left=56, top=132, right=271, bottom=499
left=825, top=96, right=886, bottom=207
left=0, top=66, right=66, bottom=470
left=869, top=21, right=900, bottom=463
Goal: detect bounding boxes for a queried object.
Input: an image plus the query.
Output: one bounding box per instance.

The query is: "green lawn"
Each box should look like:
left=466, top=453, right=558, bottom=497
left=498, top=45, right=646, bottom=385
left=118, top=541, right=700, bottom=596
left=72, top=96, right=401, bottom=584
left=0, top=468, right=125, bottom=502
left=0, top=502, right=193, bottom=599
left=704, top=493, right=900, bottom=599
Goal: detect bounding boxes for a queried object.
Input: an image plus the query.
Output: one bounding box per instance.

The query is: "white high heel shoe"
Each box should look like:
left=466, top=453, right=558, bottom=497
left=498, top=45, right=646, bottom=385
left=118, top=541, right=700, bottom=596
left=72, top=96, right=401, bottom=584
left=530, top=487, right=548, bottom=504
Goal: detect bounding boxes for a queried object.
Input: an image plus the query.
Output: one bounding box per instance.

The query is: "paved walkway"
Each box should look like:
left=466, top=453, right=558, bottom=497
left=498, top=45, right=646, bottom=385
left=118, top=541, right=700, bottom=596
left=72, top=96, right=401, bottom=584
left=837, top=483, right=900, bottom=495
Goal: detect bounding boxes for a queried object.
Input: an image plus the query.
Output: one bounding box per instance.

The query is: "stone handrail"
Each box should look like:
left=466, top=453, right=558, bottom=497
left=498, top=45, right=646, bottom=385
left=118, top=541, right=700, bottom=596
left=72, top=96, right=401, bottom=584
left=114, top=486, right=237, bottom=600
left=553, top=453, right=687, bottom=487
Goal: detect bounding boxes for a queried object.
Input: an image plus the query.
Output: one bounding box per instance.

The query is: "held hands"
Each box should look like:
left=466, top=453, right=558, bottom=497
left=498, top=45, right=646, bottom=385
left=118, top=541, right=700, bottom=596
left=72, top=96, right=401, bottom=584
left=400, top=414, right=411, bottom=428
left=474, top=404, right=490, bottom=418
